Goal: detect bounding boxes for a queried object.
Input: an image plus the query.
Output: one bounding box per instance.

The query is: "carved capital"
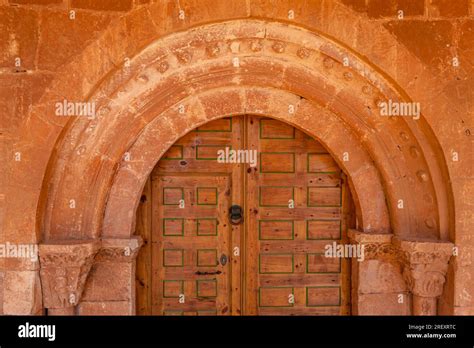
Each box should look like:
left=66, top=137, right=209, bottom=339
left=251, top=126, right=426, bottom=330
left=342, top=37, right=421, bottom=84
left=394, top=238, right=453, bottom=299
left=347, top=229, right=396, bottom=261
left=94, top=236, right=143, bottom=263
left=39, top=240, right=100, bottom=309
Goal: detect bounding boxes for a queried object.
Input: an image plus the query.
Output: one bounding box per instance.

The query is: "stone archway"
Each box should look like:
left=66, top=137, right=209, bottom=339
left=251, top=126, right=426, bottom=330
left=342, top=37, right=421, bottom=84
left=35, top=20, right=454, bottom=316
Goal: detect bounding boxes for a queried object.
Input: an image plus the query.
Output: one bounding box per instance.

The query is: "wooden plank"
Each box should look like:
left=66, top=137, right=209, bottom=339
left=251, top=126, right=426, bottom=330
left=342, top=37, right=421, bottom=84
left=257, top=207, right=341, bottom=219
left=230, top=117, right=243, bottom=315
left=259, top=273, right=341, bottom=287
left=151, top=176, right=163, bottom=315
left=258, top=306, right=341, bottom=316
left=155, top=160, right=234, bottom=173
left=135, top=178, right=152, bottom=315
left=340, top=173, right=354, bottom=315
left=244, top=115, right=260, bottom=314
left=259, top=240, right=337, bottom=253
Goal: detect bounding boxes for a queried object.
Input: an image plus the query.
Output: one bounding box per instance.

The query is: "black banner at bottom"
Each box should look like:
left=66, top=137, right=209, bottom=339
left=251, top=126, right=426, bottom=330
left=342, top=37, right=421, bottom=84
left=0, top=315, right=473, bottom=346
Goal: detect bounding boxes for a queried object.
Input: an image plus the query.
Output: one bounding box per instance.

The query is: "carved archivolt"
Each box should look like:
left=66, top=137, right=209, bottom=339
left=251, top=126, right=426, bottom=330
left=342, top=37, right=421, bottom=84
left=40, top=20, right=449, bottom=248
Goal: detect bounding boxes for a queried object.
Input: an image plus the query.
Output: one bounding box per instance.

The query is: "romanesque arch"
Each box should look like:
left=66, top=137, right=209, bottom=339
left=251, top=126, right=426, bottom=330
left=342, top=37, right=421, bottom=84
left=30, top=19, right=454, bottom=316
left=40, top=20, right=451, bottom=242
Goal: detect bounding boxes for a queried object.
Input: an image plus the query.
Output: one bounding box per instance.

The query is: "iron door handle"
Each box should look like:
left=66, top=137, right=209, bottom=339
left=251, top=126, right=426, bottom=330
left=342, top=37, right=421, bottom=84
left=229, top=205, right=243, bottom=225
left=195, top=270, right=222, bottom=276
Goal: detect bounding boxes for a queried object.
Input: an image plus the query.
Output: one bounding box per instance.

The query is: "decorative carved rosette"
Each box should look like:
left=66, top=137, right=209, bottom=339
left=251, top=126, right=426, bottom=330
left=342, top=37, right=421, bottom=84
left=39, top=240, right=100, bottom=309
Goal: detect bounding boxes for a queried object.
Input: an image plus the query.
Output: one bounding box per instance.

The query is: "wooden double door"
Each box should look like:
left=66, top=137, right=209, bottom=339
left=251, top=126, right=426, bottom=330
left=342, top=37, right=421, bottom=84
left=136, top=116, right=353, bottom=315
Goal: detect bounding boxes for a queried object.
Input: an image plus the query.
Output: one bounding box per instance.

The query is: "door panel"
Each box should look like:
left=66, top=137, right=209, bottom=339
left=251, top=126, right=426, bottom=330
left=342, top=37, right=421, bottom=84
left=143, top=116, right=352, bottom=316
left=245, top=116, right=351, bottom=315
left=152, top=175, right=231, bottom=315
left=150, top=117, right=243, bottom=316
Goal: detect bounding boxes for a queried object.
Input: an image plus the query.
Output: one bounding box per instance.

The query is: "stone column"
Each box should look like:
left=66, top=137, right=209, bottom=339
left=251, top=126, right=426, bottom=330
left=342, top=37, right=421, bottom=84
left=394, top=238, right=453, bottom=316
left=77, top=237, right=142, bottom=315
left=39, top=240, right=100, bottom=315
left=2, top=256, right=43, bottom=315
left=348, top=230, right=410, bottom=315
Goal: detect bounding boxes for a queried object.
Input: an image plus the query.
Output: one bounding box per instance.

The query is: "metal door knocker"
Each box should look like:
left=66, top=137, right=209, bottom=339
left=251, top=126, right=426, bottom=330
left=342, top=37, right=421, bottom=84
left=229, top=205, right=243, bottom=225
